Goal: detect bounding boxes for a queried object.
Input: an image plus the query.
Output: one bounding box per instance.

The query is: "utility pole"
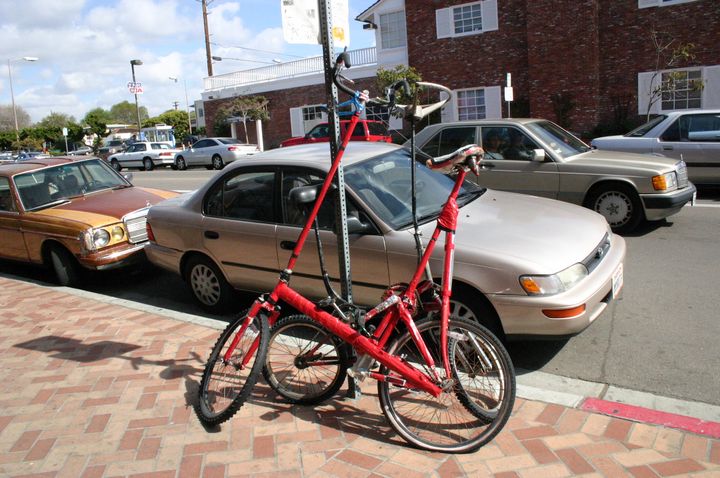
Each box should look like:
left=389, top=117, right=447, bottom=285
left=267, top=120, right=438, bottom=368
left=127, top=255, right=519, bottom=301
left=202, top=0, right=213, bottom=76
left=172, top=101, right=180, bottom=110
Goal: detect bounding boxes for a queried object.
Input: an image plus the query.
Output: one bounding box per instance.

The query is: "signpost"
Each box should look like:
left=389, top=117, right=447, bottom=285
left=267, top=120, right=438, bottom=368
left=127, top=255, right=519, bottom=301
left=62, top=127, right=68, bottom=153
left=504, top=73, right=513, bottom=118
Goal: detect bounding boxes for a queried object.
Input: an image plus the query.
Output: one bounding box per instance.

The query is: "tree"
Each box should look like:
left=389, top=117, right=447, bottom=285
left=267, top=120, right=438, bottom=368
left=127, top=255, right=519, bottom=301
left=0, top=104, right=32, bottom=132
left=215, top=96, right=269, bottom=143
left=82, top=108, right=111, bottom=151
left=644, top=29, right=704, bottom=120
left=109, top=101, right=149, bottom=125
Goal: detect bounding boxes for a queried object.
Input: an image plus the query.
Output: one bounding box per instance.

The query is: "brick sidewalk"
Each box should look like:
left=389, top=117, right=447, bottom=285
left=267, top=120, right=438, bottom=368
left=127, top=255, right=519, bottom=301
left=0, top=276, right=718, bottom=478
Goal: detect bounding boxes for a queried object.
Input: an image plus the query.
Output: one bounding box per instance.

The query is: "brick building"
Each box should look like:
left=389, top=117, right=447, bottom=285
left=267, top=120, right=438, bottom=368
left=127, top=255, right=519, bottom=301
left=201, top=0, right=720, bottom=147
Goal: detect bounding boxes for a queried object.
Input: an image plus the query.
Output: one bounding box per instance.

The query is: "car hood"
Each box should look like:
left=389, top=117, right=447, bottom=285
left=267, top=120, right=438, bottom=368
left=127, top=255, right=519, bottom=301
left=31, top=187, right=177, bottom=226
left=430, top=189, right=609, bottom=273
left=565, top=149, right=676, bottom=171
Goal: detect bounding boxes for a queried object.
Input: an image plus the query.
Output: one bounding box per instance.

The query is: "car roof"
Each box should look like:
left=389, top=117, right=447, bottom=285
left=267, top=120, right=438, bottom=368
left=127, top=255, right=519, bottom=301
left=0, top=157, right=89, bottom=176
left=423, top=118, right=546, bottom=129
left=232, top=142, right=403, bottom=169
left=660, top=109, right=720, bottom=117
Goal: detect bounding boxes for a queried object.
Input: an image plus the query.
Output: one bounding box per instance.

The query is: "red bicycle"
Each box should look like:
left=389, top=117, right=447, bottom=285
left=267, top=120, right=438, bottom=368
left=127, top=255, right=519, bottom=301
left=195, top=53, right=516, bottom=453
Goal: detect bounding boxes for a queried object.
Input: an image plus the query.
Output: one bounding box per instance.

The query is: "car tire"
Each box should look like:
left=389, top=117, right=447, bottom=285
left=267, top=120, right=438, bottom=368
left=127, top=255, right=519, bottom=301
left=585, top=183, right=644, bottom=234
left=175, top=155, right=187, bottom=170
left=142, top=157, right=154, bottom=171
left=46, top=245, right=81, bottom=287
left=212, top=155, right=224, bottom=170
left=446, top=285, right=505, bottom=341
left=185, top=255, right=234, bottom=314
left=110, top=159, right=121, bottom=172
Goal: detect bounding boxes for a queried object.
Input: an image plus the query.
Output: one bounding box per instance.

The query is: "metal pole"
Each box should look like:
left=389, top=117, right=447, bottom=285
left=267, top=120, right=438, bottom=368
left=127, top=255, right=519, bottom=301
left=202, top=0, right=213, bottom=76
left=184, top=79, right=193, bottom=134
left=131, top=62, right=142, bottom=132
left=7, top=60, right=19, bottom=143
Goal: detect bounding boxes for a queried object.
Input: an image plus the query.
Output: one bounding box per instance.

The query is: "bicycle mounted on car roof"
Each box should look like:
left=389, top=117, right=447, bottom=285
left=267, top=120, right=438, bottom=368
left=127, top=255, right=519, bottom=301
left=194, top=51, right=516, bottom=453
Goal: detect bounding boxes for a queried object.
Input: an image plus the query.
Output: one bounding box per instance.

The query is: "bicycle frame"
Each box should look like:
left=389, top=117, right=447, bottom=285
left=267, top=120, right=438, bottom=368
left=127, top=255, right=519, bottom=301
left=225, top=89, right=471, bottom=398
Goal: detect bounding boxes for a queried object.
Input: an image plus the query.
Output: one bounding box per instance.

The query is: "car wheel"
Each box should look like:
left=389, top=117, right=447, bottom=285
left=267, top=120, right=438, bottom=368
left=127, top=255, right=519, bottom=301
left=212, top=155, right=224, bottom=170
left=447, top=286, right=505, bottom=341
left=110, top=159, right=121, bottom=172
left=143, top=157, right=154, bottom=171
left=185, top=255, right=234, bottom=314
left=47, top=245, right=81, bottom=287
left=175, top=155, right=187, bottom=170
left=585, top=183, right=643, bottom=234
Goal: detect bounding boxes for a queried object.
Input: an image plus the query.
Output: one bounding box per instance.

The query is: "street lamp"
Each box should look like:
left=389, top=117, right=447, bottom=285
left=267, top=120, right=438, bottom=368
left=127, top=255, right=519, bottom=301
left=130, top=59, right=143, bottom=133
left=169, top=76, right=193, bottom=134
left=6, top=56, right=39, bottom=143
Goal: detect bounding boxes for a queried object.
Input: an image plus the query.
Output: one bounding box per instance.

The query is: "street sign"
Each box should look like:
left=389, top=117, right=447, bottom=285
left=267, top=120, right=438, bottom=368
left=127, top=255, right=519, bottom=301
left=62, top=127, right=68, bottom=137
left=127, top=81, right=144, bottom=95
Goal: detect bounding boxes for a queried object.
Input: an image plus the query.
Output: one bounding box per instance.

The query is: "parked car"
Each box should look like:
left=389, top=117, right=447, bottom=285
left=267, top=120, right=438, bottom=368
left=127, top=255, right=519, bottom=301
left=173, top=138, right=259, bottom=170
left=16, top=151, right=51, bottom=161
left=67, top=145, right=93, bottom=156
left=0, top=151, right=14, bottom=163
left=108, top=142, right=183, bottom=171
left=591, top=110, right=720, bottom=186
left=280, top=119, right=392, bottom=147
left=98, top=139, right=127, bottom=160
left=409, top=119, right=696, bottom=233
left=146, top=142, right=626, bottom=341
left=0, top=157, right=178, bottom=286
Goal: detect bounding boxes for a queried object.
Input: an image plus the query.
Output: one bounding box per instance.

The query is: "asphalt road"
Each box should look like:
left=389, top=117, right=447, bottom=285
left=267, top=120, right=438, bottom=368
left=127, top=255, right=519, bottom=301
left=4, top=168, right=719, bottom=408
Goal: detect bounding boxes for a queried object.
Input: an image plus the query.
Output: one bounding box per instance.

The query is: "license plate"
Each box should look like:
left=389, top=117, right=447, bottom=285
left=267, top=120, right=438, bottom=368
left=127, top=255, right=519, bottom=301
left=611, top=263, right=624, bottom=298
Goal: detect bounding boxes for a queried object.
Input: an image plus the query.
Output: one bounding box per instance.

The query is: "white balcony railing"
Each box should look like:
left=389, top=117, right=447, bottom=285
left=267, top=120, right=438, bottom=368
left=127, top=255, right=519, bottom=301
left=204, top=47, right=377, bottom=92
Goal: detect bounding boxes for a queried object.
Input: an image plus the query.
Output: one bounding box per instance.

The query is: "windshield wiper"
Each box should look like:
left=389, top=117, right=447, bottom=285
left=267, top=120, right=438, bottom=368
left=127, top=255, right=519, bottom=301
left=112, top=184, right=132, bottom=190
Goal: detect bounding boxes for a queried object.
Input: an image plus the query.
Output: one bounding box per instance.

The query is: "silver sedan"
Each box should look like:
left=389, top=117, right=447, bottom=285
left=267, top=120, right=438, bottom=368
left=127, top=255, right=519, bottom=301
left=173, top=137, right=259, bottom=170
left=410, top=119, right=696, bottom=233
left=146, top=143, right=625, bottom=341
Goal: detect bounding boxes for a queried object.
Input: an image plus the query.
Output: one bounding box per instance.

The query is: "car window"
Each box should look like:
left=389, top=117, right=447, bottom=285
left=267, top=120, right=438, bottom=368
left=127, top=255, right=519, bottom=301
left=663, top=113, right=720, bottom=142
left=204, top=170, right=275, bottom=222
left=525, top=121, right=590, bottom=159
left=421, top=127, right=477, bottom=157
left=0, top=177, right=17, bottom=212
left=626, top=115, right=667, bottom=137
left=500, top=128, right=540, bottom=161
left=194, top=140, right=210, bottom=148
left=280, top=168, right=368, bottom=231
left=367, top=122, right=388, bottom=136
left=308, top=125, right=329, bottom=138
left=137, top=144, right=147, bottom=151
left=218, top=138, right=241, bottom=145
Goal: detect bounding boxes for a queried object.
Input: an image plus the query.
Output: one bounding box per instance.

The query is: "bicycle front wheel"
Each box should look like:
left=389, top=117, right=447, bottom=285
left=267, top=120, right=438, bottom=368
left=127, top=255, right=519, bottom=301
left=195, top=311, right=269, bottom=426
left=377, top=317, right=515, bottom=453
left=263, top=315, right=349, bottom=405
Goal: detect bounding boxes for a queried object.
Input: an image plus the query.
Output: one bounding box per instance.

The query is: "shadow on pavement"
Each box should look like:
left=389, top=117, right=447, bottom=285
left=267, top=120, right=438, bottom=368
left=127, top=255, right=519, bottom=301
left=507, top=338, right=570, bottom=374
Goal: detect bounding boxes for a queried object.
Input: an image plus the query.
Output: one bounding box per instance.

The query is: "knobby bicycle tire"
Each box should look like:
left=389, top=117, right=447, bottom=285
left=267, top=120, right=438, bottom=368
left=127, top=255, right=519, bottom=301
left=263, top=315, right=350, bottom=405
left=377, top=317, right=515, bottom=453
left=195, top=311, right=269, bottom=426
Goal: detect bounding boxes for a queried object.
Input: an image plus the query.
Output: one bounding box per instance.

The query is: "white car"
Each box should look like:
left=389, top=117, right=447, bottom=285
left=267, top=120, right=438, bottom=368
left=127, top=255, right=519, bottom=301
left=173, top=137, right=259, bottom=170
left=108, top=142, right=182, bottom=171
left=591, top=110, right=720, bottom=186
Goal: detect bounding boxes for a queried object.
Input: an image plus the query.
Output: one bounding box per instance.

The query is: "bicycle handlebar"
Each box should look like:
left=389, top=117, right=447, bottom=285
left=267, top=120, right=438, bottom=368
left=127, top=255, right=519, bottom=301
left=425, top=144, right=483, bottom=176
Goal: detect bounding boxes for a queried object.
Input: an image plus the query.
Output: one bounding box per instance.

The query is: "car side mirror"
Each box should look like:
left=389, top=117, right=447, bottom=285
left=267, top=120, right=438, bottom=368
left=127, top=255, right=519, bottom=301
left=123, top=173, right=134, bottom=183
left=531, top=149, right=546, bottom=162
left=346, top=216, right=374, bottom=235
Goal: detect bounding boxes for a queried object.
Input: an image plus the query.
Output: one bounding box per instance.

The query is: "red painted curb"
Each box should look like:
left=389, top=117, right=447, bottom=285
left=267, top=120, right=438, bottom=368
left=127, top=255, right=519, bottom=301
left=581, top=397, right=720, bottom=438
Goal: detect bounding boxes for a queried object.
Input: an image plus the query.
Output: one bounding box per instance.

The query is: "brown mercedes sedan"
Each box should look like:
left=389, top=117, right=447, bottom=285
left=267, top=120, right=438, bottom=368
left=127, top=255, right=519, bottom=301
left=146, top=143, right=626, bottom=340
left=0, top=157, right=178, bottom=286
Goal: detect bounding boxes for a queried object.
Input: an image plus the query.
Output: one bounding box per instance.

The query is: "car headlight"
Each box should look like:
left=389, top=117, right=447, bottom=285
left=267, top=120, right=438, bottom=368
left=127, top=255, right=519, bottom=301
left=82, top=228, right=111, bottom=250
left=111, top=225, right=125, bottom=241
left=520, top=263, right=588, bottom=296
left=652, top=172, right=678, bottom=191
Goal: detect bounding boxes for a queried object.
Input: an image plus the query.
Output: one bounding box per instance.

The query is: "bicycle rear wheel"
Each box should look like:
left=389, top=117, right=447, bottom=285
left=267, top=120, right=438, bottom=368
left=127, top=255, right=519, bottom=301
left=377, top=317, right=515, bottom=453
left=263, top=315, right=349, bottom=405
left=195, top=311, right=269, bottom=426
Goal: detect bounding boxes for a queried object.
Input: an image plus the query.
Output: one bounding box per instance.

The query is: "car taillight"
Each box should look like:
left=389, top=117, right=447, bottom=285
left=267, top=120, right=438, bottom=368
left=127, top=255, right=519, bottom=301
left=146, top=222, right=156, bottom=242
left=159, top=152, right=172, bottom=157
left=228, top=146, right=238, bottom=151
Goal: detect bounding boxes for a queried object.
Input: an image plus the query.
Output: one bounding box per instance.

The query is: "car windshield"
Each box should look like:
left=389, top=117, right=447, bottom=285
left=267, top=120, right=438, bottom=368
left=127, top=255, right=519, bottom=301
left=218, top=138, right=241, bottom=145
left=624, top=115, right=667, bottom=137
left=344, top=148, right=484, bottom=229
left=15, top=159, right=129, bottom=211
left=525, top=121, right=590, bottom=159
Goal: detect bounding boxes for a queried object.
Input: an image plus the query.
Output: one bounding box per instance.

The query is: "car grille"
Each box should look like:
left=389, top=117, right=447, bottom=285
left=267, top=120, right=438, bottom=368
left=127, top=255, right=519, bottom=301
left=582, top=232, right=611, bottom=274
left=123, top=208, right=150, bottom=244
left=676, top=161, right=689, bottom=188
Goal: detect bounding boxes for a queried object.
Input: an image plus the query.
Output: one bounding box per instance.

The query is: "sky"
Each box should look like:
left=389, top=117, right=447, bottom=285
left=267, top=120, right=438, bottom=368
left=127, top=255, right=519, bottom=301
left=0, top=0, right=377, bottom=124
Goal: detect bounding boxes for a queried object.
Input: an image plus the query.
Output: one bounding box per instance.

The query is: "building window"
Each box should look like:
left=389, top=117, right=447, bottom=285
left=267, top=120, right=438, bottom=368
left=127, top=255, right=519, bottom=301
left=661, top=69, right=702, bottom=110
left=454, top=3, right=483, bottom=35
left=302, top=105, right=325, bottom=122
left=198, top=108, right=204, bottom=118
left=457, top=89, right=486, bottom=121
left=379, top=11, right=406, bottom=49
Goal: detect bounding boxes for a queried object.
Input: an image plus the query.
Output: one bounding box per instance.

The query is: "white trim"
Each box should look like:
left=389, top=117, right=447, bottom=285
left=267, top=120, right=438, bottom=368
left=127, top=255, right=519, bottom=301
left=639, top=0, right=700, bottom=8
left=436, top=0, right=498, bottom=39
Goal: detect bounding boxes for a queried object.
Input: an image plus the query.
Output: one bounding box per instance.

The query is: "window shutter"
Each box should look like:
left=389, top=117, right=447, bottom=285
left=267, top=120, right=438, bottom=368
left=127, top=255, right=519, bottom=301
left=289, top=107, right=304, bottom=136
left=436, top=7, right=453, bottom=39
left=638, top=0, right=656, bottom=9
left=637, top=72, right=660, bottom=115
left=485, top=86, right=502, bottom=119
left=703, top=65, right=720, bottom=109
left=441, top=90, right=457, bottom=123
left=482, top=0, right=499, bottom=32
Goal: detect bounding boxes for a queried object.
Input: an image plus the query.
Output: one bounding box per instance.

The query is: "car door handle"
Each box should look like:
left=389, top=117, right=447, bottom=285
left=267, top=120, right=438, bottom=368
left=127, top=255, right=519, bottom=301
left=204, top=230, right=219, bottom=239
left=280, top=240, right=297, bottom=250
left=481, top=162, right=495, bottom=169
left=662, top=146, right=674, bottom=151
